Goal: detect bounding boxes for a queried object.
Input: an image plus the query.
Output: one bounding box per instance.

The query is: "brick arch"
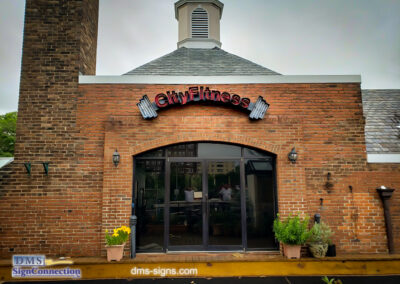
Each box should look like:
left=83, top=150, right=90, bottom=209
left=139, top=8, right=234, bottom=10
left=129, top=132, right=282, bottom=157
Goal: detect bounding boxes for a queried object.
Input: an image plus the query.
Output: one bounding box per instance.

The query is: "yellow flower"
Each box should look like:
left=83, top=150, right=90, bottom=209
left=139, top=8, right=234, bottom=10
left=112, top=233, right=118, bottom=237
left=117, top=226, right=129, bottom=233
left=105, top=229, right=108, bottom=233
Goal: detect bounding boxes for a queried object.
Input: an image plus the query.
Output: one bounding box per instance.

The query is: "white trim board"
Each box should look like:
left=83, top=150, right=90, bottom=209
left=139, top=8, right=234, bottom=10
left=367, top=154, right=400, bottom=163
left=178, top=38, right=222, bottom=49
left=79, top=75, right=361, bottom=85
left=0, top=157, right=14, bottom=169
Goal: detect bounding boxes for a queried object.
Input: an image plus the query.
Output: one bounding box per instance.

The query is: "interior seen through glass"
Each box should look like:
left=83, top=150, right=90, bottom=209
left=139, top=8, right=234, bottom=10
left=169, top=162, right=203, bottom=246
left=134, top=142, right=277, bottom=251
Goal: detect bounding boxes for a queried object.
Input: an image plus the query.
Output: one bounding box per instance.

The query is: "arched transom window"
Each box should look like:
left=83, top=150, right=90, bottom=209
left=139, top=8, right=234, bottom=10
left=191, top=8, right=208, bottom=38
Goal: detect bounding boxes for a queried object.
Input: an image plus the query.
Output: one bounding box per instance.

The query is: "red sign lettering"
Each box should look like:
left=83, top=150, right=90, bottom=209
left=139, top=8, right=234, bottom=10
left=138, top=86, right=269, bottom=120
left=152, top=86, right=254, bottom=111
left=155, top=93, right=168, bottom=108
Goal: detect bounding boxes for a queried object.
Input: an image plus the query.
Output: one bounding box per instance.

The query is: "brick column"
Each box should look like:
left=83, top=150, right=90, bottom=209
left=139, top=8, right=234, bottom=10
left=0, top=0, right=99, bottom=257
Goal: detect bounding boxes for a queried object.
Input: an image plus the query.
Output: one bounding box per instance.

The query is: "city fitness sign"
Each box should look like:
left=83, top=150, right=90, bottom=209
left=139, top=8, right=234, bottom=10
left=137, top=86, right=269, bottom=120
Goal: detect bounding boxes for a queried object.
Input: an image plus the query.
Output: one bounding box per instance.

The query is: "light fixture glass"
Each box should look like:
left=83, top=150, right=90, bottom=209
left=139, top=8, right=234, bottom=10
left=113, top=149, right=120, bottom=167
left=288, top=147, right=298, bottom=163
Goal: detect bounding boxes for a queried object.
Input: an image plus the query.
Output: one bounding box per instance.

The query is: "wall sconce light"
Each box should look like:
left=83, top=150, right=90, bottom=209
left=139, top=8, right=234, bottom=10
left=325, top=172, right=333, bottom=193
left=113, top=149, right=120, bottom=167
left=288, top=147, right=298, bottom=163
left=42, top=162, right=49, bottom=175
left=376, top=185, right=395, bottom=254
left=24, top=162, right=31, bottom=175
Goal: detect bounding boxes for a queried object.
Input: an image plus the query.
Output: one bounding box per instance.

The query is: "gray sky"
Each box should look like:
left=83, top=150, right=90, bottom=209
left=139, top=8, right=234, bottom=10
left=1, top=0, right=399, bottom=114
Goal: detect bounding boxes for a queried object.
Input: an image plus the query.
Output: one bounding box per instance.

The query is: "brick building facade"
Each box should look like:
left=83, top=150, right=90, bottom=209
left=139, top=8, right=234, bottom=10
left=0, top=0, right=399, bottom=257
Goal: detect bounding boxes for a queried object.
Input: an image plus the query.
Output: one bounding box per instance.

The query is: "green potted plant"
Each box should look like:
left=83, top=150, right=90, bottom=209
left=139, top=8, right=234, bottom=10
left=273, top=213, right=310, bottom=259
left=307, top=221, right=333, bottom=258
left=322, top=276, right=342, bottom=284
left=105, top=225, right=131, bottom=261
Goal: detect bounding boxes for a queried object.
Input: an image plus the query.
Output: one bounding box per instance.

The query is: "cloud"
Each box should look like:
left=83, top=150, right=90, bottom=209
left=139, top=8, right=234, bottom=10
left=0, top=0, right=24, bottom=114
left=0, top=0, right=399, bottom=114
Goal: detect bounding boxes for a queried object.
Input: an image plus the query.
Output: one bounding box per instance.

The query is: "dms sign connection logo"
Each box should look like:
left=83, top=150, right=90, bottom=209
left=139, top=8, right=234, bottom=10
left=13, top=255, right=46, bottom=266
left=12, top=255, right=81, bottom=279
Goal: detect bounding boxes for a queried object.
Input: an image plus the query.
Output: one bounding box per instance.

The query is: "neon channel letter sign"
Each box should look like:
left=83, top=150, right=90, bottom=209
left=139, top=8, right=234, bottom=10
left=137, top=86, right=269, bottom=120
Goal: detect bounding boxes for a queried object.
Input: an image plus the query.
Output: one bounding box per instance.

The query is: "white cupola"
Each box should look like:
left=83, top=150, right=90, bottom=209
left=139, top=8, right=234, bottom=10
left=175, top=0, right=224, bottom=49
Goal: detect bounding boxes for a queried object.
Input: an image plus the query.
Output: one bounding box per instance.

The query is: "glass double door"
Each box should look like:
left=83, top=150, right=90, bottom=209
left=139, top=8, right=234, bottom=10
left=167, top=159, right=242, bottom=250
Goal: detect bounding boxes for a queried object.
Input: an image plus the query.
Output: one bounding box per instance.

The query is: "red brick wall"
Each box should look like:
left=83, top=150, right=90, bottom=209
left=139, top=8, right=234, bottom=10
left=2, top=75, right=399, bottom=257
left=77, top=83, right=399, bottom=256
left=0, top=0, right=99, bottom=257
left=1, top=0, right=397, bottom=260
left=80, top=0, right=98, bottom=75
left=364, top=164, right=400, bottom=253
left=1, top=75, right=399, bottom=256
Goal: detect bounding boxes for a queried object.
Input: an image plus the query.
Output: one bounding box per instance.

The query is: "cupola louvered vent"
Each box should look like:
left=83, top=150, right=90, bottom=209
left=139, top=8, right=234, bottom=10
left=191, top=8, right=208, bottom=38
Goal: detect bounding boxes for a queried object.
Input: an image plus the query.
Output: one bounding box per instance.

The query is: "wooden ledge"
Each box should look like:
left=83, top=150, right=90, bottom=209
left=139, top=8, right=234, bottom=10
left=1, top=253, right=400, bottom=281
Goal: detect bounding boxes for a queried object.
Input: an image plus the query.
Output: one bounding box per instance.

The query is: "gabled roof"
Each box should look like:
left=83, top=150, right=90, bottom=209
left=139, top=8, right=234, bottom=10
left=362, top=89, right=400, bottom=154
left=124, top=47, right=280, bottom=76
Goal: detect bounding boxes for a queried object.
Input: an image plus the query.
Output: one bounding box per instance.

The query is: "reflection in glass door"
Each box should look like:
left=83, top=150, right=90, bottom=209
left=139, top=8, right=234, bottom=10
left=134, top=142, right=278, bottom=252
left=245, top=159, right=276, bottom=249
left=167, top=160, right=243, bottom=250
left=169, top=162, right=203, bottom=247
left=207, top=161, right=242, bottom=247
left=135, top=160, right=165, bottom=252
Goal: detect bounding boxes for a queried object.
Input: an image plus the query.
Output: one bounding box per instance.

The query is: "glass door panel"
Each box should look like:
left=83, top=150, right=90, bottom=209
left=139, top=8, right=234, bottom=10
left=245, top=159, right=277, bottom=249
left=169, top=162, right=203, bottom=246
left=207, top=160, right=242, bottom=246
left=136, top=143, right=278, bottom=252
left=135, top=159, right=165, bottom=252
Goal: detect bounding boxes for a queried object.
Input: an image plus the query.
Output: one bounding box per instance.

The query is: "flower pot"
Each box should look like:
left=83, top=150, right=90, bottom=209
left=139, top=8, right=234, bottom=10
left=326, top=244, right=336, bottom=257
left=106, top=244, right=125, bottom=261
left=309, top=242, right=328, bottom=258
left=282, top=244, right=302, bottom=259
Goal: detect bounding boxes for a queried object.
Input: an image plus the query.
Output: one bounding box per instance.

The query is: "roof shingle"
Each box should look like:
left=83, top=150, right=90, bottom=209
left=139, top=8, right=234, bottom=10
left=124, top=47, right=280, bottom=76
left=362, top=89, right=400, bottom=154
